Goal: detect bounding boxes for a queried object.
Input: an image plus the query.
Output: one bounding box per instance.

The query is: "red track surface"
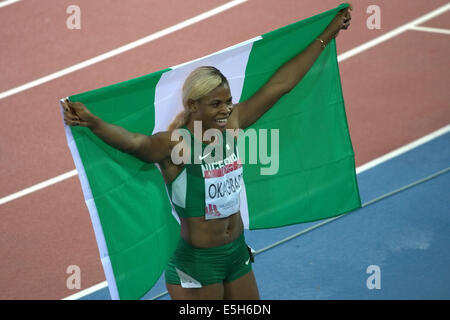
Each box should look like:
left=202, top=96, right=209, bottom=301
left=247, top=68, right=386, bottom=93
left=1, top=0, right=449, bottom=299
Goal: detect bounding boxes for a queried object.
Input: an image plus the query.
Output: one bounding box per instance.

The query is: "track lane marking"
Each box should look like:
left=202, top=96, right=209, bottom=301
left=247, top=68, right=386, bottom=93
left=409, top=25, right=450, bottom=35
left=338, top=2, right=450, bottom=62
left=0, top=170, right=77, bottom=205
left=0, top=0, right=21, bottom=9
left=0, top=0, right=248, bottom=100
left=2, top=2, right=449, bottom=100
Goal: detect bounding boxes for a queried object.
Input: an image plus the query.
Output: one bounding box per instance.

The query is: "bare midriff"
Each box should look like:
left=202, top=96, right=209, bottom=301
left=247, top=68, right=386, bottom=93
left=180, top=211, right=243, bottom=248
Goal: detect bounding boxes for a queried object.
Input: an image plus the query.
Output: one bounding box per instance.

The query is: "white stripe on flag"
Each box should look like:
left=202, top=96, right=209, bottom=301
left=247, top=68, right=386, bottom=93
left=152, top=36, right=261, bottom=226
left=61, top=99, right=120, bottom=300
left=152, top=36, right=261, bottom=134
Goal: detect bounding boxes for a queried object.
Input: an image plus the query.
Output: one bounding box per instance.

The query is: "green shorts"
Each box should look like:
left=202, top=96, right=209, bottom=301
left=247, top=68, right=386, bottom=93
left=165, top=233, right=253, bottom=288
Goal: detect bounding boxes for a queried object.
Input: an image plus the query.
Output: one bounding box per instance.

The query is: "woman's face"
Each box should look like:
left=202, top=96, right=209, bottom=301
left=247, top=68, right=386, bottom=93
left=191, top=84, right=233, bottom=131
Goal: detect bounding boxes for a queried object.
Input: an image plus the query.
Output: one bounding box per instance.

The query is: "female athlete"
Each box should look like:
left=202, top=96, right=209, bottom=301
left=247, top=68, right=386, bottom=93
left=62, top=6, right=351, bottom=300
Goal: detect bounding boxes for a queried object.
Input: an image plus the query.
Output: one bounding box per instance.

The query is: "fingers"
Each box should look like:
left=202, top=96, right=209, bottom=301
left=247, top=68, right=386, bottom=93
left=64, top=111, right=79, bottom=126
left=65, top=120, right=88, bottom=127
left=341, top=7, right=352, bottom=30
left=60, top=98, right=87, bottom=127
left=64, top=109, right=78, bottom=121
left=62, top=99, right=85, bottom=112
left=338, top=7, right=351, bottom=21
left=342, top=7, right=351, bottom=20
left=64, top=115, right=88, bottom=127
left=332, top=5, right=352, bottom=35
left=339, top=5, right=352, bottom=14
left=60, top=98, right=71, bottom=112
left=61, top=98, right=80, bottom=115
left=343, top=13, right=351, bottom=29
left=62, top=99, right=76, bottom=119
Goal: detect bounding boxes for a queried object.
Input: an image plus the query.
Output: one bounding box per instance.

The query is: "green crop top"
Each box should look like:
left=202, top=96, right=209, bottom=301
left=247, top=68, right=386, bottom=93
left=166, top=127, right=243, bottom=219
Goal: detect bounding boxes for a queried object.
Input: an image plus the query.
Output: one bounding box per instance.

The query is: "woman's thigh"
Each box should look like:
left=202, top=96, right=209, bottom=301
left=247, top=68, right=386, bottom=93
left=223, top=270, right=260, bottom=300
left=166, top=282, right=224, bottom=300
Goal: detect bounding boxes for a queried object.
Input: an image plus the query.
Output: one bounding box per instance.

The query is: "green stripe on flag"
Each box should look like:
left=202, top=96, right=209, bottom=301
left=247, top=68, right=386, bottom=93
left=240, top=3, right=360, bottom=229
left=68, top=68, right=180, bottom=299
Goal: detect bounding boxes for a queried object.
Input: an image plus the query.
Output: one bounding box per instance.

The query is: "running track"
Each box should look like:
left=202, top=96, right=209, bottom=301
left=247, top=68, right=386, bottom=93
left=0, top=0, right=449, bottom=299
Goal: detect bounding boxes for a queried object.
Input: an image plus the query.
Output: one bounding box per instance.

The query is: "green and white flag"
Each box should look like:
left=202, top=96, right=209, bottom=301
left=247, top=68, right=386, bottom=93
left=63, top=3, right=360, bottom=300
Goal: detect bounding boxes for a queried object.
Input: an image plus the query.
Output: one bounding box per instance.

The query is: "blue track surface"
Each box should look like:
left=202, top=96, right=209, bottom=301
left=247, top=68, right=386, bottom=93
left=80, top=132, right=450, bottom=300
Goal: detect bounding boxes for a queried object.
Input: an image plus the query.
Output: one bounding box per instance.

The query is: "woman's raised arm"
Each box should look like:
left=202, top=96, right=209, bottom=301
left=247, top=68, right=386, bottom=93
left=235, top=5, right=352, bottom=129
left=61, top=99, right=175, bottom=163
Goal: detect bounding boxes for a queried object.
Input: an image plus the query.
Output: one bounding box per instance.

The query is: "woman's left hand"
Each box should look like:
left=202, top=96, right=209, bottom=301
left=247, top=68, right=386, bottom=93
left=326, top=4, right=352, bottom=39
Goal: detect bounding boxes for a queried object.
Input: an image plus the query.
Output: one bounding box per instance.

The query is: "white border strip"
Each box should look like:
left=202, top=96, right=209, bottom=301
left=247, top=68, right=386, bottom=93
left=0, top=0, right=21, bottom=9
left=0, top=0, right=247, bottom=101
left=60, top=99, right=120, bottom=300
left=62, top=281, right=108, bottom=300
left=409, top=25, right=450, bottom=35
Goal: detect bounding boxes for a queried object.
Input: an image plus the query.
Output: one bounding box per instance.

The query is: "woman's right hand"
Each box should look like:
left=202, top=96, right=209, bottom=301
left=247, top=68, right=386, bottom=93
left=61, top=98, right=96, bottom=128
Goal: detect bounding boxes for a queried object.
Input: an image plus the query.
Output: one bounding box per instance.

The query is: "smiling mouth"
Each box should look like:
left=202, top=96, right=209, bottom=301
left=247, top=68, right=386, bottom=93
left=215, top=117, right=228, bottom=126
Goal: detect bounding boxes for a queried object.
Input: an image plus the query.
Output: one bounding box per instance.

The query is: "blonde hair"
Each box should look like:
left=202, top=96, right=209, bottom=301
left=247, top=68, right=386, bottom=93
left=168, top=66, right=229, bottom=131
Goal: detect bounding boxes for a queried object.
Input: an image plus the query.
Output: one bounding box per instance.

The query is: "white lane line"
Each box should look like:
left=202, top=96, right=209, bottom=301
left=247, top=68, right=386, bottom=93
left=0, top=0, right=21, bottom=9
left=0, top=0, right=248, bottom=101
left=338, top=2, right=450, bottom=62
left=0, top=170, right=77, bottom=205
left=2, top=2, right=448, bottom=101
left=409, top=25, right=450, bottom=35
